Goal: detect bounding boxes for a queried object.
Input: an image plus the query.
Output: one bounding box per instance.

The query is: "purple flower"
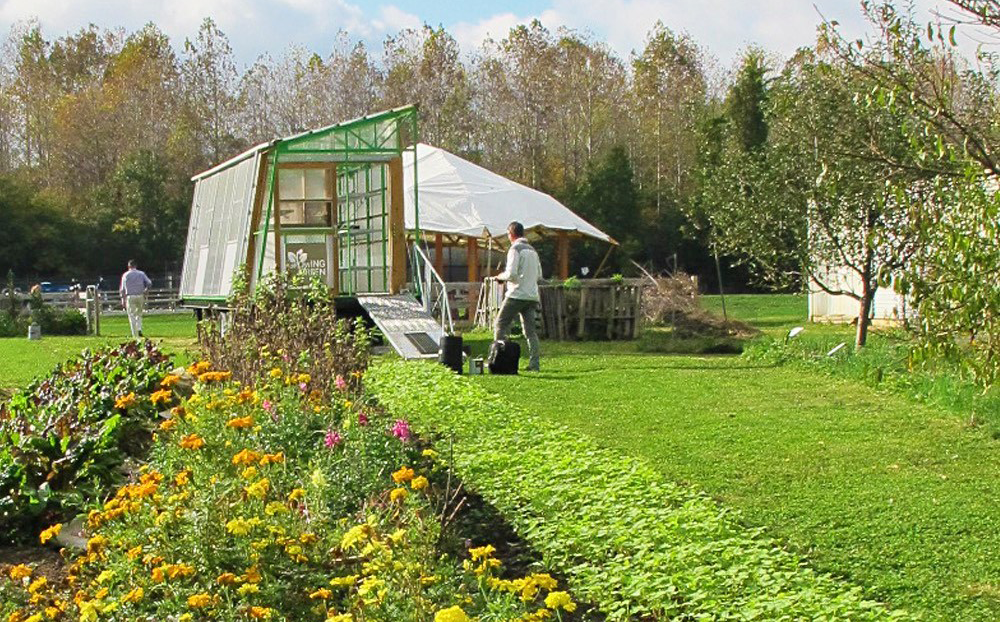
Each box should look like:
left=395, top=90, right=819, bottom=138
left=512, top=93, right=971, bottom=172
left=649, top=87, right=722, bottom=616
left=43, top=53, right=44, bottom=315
left=335, top=375, right=348, bottom=392
left=358, top=412, right=369, bottom=427
left=391, top=419, right=411, bottom=442
left=299, top=382, right=308, bottom=392
left=324, top=429, right=342, bottom=448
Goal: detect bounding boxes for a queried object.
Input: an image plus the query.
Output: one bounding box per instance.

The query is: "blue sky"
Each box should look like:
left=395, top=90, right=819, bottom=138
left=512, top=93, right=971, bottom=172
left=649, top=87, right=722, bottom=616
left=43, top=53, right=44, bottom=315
left=0, top=0, right=983, bottom=69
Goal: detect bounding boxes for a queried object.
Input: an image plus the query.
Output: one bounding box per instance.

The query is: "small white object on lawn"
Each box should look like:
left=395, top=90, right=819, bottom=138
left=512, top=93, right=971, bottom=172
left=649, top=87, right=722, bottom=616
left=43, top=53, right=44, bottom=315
left=787, top=326, right=805, bottom=339
left=827, top=342, right=847, bottom=356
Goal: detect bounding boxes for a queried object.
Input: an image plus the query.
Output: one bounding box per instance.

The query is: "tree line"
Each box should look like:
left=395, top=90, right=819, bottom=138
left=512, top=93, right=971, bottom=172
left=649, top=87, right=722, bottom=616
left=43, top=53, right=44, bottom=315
left=0, top=16, right=725, bottom=284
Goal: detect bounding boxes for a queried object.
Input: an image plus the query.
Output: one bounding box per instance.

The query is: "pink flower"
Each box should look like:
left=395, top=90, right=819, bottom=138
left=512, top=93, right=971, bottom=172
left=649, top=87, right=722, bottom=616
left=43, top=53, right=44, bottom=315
left=334, top=375, right=348, bottom=392
left=324, top=429, right=342, bottom=448
left=262, top=399, right=274, bottom=414
left=358, top=412, right=369, bottom=427
left=299, top=382, right=308, bottom=392
left=391, top=419, right=411, bottom=442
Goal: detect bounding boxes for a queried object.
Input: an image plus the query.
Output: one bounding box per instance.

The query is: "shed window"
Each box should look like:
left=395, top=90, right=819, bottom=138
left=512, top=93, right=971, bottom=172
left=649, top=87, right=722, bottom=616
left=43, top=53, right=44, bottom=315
left=278, top=168, right=333, bottom=227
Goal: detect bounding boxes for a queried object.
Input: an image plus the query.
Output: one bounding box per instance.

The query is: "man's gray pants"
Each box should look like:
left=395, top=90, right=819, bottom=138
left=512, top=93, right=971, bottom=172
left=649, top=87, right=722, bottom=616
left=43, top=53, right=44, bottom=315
left=494, top=297, right=540, bottom=371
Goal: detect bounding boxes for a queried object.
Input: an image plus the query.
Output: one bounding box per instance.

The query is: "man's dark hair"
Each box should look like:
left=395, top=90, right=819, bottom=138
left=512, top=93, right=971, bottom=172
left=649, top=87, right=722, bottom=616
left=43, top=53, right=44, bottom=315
left=127, top=260, right=137, bottom=269
left=508, top=221, right=524, bottom=238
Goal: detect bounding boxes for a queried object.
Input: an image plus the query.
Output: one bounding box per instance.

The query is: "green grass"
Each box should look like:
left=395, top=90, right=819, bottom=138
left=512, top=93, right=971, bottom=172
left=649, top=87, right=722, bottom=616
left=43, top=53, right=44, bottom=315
left=457, top=297, right=1000, bottom=620
left=0, top=313, right=198, bottom=390
left=701, top=292, right=808, bottom=330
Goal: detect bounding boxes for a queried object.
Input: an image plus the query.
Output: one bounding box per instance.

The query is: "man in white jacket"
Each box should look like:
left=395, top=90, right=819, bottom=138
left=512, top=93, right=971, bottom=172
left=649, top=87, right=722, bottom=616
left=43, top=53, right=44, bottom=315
left=494, top=221, right=543, bottom=371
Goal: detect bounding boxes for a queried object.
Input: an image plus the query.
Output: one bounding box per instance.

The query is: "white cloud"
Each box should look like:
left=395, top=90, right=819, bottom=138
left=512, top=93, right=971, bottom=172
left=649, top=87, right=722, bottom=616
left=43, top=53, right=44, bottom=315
left=373, top=5, right=421, bottom=33
left=451, top=11, right=533, bottom=52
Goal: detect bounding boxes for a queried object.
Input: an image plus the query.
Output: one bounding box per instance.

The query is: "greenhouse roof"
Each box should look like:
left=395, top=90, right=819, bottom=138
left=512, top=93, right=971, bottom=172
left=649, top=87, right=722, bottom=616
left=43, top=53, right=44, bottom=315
left=191, top=105, right=418, bottom=181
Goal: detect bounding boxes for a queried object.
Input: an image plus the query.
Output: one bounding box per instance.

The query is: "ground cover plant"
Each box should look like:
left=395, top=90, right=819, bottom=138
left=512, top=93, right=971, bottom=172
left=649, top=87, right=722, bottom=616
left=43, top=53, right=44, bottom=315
left=368, top=359, right=905, bottom=621
left=466, top=329, right=1000, bottom=621
left=0, top=341, right=172, bottom=542
left=1, top=358, right=585, bottom=621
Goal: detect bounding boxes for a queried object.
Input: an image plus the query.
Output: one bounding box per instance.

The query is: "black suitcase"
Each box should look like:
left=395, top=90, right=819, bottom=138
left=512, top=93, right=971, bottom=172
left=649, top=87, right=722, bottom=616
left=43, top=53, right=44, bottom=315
left=488, top=340, right=520, bottom=375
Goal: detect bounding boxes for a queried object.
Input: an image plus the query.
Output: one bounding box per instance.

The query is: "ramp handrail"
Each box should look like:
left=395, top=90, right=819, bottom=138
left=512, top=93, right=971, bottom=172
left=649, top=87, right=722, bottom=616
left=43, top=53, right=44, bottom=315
left=410, top=244, right=454, bottom=335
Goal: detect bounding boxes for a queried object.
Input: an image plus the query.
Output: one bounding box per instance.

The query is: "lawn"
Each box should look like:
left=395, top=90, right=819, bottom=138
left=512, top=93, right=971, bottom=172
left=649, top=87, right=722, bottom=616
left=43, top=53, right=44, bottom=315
left=0, top=313, right=198, bottom=390
left=463, top=298, right=1000, bottom=621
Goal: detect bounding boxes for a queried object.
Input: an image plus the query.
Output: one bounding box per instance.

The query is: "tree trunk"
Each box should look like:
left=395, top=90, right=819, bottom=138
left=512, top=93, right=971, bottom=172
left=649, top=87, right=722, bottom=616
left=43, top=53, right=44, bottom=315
left=856, top=282, right=874, bottom=348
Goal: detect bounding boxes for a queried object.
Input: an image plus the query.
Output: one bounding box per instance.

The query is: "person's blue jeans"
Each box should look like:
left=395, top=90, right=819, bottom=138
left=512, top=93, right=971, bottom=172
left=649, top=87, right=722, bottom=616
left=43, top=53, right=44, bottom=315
left=494, top=297, right=540, bottom=370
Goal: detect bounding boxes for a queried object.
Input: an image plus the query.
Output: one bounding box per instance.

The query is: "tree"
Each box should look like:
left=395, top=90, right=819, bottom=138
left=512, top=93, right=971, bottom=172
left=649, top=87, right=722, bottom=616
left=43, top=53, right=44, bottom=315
left=182, top=18, right=240, bottom=164
left=700, top=53, right=935, bottom=347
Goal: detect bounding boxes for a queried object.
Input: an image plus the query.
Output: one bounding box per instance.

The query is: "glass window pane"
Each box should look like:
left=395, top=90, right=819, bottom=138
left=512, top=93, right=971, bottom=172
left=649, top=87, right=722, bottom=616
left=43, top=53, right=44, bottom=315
left=279, top=169, right=305, bottom=200
left=304, top=169, right=329, bottom=199
left=304, top=201, right=332, bottom=226
left=279, top=201, right=305, bottom=225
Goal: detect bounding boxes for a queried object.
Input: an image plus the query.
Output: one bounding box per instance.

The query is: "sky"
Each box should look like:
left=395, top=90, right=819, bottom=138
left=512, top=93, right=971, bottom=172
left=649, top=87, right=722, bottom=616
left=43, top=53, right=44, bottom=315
left=0, top=0, right=988, bottom=69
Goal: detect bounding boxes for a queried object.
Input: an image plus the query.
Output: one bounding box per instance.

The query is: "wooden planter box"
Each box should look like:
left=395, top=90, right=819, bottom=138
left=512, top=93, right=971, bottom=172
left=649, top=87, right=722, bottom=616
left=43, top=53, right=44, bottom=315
left=538, top=279, right=642, bottom=340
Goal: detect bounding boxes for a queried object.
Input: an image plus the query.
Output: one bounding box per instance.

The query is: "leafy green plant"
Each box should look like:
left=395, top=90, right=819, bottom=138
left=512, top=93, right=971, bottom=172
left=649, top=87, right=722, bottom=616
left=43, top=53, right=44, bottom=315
left=610, top=273, right=624, bottom=284
left=561, top=276, right=582, bottom=289
left=367, top=360, right=907, bottom=621
left=0, top=341, right=172, bottom=541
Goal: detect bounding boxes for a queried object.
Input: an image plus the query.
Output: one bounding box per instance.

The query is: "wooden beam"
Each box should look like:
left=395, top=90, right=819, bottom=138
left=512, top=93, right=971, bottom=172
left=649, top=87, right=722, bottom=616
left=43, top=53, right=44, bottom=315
left=557, top=231, right=570, bottom=280
left=277, top=161, right=331, bottom=169
left=467, top=236, right=479, bottom=283
left=388, top=157, right=406, bottom=294
left=434, top=233, right=444, bottom=276
left=245, top=152, right=270, bottom=282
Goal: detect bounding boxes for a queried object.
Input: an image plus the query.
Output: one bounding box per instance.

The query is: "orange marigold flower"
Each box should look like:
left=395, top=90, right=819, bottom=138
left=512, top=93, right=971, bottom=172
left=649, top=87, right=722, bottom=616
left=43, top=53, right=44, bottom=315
left=226, top=416, right=254, bottom=429
left=216, top=572, right=240, bottom=586
left=160, top=418, right=177, bottom=431
left=122, top=587, right=144, bottom=603
left=188, top=361, right=211, bottom=375
left=237, top=388, right=258, bottom=404
left=170, top=405, right=185, bottom=418
left=175, top=470, right=192, bottom=487
left=114, top=392, right=137, bottom=409
left=160, top=375, right=181, bottom=387
left=391, top=466, right=415, bottom=484
left=232, top=449, right=262, bottom=466
left=179, top=434, right=205, bottom=450
left=187, top=593, right=214, bottom=608
left=247, top=607, right=274, bottom=619
left=150, top=389, right=173, bottom=406
left=258, top=452, right=284, bottom=466
left=309, top=588, right=332, bottom=600
left=244, top=566, right=262, bottom=584
left=198, top=371, right=232, bottom=383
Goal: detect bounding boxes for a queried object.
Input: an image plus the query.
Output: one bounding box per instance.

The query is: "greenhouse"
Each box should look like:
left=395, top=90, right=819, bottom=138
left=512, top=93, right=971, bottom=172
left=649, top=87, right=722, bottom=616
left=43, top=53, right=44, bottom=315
left=179, top=106, right=419, bottom=307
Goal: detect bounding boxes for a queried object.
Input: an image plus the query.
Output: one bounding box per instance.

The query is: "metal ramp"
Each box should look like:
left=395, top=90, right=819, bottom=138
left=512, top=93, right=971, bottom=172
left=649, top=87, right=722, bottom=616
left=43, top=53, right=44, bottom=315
left=357, top=294, right=445, bottom=360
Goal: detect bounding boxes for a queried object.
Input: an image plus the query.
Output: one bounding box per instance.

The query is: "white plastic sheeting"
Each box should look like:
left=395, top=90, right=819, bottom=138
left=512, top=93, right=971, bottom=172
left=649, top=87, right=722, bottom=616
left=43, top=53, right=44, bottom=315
left=402, top=144, right=614, bottom=244
left=180, top=151, right=262, bottom=300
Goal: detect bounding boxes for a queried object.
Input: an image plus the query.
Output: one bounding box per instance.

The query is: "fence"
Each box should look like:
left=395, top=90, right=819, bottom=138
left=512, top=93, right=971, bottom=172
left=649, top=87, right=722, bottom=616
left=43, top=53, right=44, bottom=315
left=4, top=287, right=182, bottom=314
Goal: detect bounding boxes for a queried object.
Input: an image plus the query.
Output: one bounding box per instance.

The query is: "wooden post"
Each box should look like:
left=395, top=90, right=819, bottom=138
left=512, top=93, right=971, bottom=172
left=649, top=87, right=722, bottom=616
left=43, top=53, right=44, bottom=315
left=273, top=163, right=283, bottom=273
left=388, top=157, right=406, bottom=294
left=467, top=237, right=479, bottom=319
left=434, top=233, right=444, bottom=276
left=557, top=232, right=570, bottom=280
left=328, top=163, right=339, bottom=294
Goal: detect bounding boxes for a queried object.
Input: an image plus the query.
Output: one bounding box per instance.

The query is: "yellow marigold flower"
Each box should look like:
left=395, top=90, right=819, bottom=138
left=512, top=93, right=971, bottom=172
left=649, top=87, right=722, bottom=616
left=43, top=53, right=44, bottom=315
left=242, top=466, right=259, bottom=480
left=259, top=452, right=284, bottom=466
left=150, top=389, right=173, bottom=405
left=269, top=367, right=282, bottom=378
left=39, top=523, right=62, bottom=544
left=236, top=583, right=260, bottom=596
left=8, top=564, right=32, bottom=580
left=288, top=488, right=306, bottom=502
left=187, top=593, right=214, bottom=608
left=411, top=475, right=429, bottom=491
left=179, top=434, right=205, bottom=450
left=389, top=487, right=408, bottom=503
left=544, top=591, right=576, bottom=612
left=237, top=388, right=258, bottom=404
left=168, top=563, right=196, bottom=579
left=216, top=572, right=240, bottom=586
left=265, top=501, right=289, bottom=516
left=434, top=606, right=471, bottom=622
left=160, top=418, right=177, bottom=431
left=532, top=573, right=558, bottom=590
left=391, top=466, right=414, bottom=483
left=469, top=544, right=496, bottom=561
left=86, top=535, right=108, bottom=555
left=179, top=615, right=193, bottom=622
left=326, top=615, right=353, bottom=622
left=422, top=448, right=438, bottom=459
left=114, top=392, right=136, bottom=409
left=297, top=373, right=311, bottom=384
left=329, top=575, right=358, bottom=588
left=127, top=545, right=143, bottom=560
left=299, top=532, right=319, bottom=544
left=232, top=449, right=262, bottom=466
left=309, top=588, right=332, bottom=600
left=226, top=518, right=254, bottom=536
left=122, top=587, right=144, bottom=603
left=27, top=577, right=47, bottom=594
left=175, top=470, right=191, bottom=487
left=160, top=375, right=181, bottom=387
left=245, top=478, right=270, bottom=499
left=247, top=607, right=274, bottom=619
